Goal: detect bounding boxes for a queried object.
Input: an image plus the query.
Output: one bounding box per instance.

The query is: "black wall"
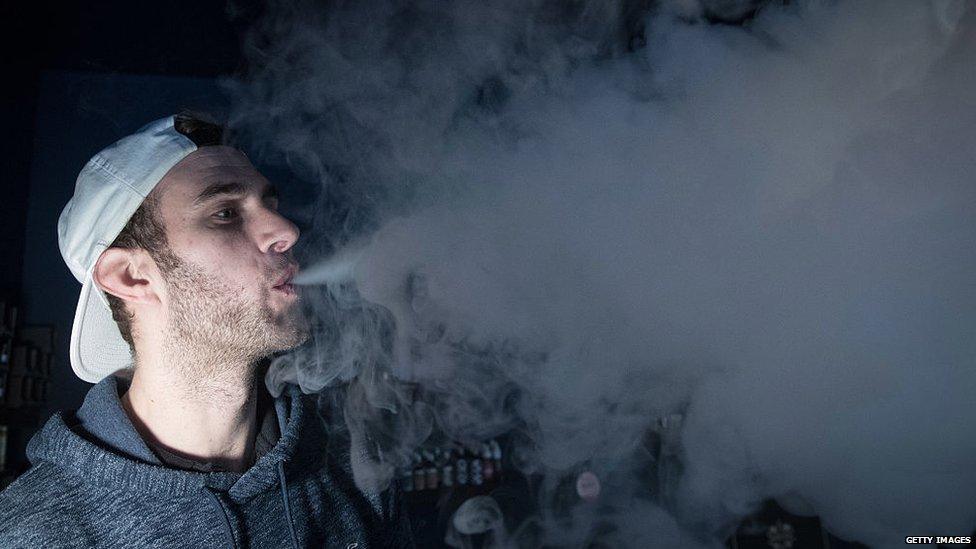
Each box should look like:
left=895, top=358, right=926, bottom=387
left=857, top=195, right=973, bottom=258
left=1, top=0, right=255, bottom=299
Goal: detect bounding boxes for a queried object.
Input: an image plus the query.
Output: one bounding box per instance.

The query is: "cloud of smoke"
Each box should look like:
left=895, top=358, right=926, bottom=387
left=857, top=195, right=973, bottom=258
left=229, top=0, right=976, bottom=546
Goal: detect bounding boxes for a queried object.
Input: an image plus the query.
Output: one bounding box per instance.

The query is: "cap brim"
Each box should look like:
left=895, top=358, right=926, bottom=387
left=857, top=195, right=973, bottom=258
left=70, top=270, right=134, bottom=383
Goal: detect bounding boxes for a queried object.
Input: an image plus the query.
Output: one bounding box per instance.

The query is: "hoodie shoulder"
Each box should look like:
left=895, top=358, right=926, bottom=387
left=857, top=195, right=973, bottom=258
left=0, top=464, right=98, bottom=547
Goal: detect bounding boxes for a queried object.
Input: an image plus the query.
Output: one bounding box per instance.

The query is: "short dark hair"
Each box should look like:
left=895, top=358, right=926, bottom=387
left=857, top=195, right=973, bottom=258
left=105, top=112, right=226, bottom=350
left=173, top=111, right=225, bottom=147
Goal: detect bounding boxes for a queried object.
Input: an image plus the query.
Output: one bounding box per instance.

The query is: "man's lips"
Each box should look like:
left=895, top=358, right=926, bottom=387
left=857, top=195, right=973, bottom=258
left=273, top=283, right=296, bottom=297
left=272, top=264, right=299, bottom=296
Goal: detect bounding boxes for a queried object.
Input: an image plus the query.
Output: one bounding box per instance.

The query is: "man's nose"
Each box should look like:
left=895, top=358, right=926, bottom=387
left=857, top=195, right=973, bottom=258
left=256, top=209, right=300, bottom=254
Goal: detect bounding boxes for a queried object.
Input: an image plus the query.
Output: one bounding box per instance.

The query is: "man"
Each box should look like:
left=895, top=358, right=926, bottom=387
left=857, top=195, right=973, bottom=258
left=0, top=114, right=412, bottom=548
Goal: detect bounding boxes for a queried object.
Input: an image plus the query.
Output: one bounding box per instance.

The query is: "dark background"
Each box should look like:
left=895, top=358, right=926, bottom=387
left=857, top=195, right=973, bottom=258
left=1, top=0, right=253, bottom=301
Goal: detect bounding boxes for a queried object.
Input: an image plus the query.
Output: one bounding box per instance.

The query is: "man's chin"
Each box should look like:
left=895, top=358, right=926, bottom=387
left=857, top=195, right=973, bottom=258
left=278, top=329, right=311, bottom=352
left=270, top=317, right=311, bottom=352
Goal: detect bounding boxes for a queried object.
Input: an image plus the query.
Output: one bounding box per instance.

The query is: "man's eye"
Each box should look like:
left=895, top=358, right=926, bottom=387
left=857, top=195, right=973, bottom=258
left=213, top=208, right=238, bottom=221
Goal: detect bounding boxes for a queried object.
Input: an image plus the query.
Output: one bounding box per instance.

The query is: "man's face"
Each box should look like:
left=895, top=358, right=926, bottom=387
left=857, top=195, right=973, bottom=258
left=150, top=146, right=309, bottom=367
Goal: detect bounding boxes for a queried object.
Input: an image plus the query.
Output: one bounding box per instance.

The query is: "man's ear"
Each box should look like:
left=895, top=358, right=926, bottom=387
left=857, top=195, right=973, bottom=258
left=93, top=248, right=161, bottom=305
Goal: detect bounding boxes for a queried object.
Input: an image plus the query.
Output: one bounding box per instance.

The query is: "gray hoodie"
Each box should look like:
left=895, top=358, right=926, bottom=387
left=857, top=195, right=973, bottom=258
left=0, top=376, right=413, bottom=548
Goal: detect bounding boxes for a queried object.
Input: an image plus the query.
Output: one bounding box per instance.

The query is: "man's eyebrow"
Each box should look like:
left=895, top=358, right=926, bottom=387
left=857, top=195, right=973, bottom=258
left=192, top=182, right=248, bottom=207
left=191, top=182, right=278, bottom=207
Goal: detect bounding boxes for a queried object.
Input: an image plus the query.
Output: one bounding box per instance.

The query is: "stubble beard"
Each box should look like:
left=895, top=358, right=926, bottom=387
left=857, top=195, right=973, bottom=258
left=156, top=249, right=310, bottom=396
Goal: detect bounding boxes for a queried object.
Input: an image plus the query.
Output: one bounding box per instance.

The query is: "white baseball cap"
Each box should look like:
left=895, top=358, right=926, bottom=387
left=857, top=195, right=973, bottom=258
left=58, top=116, right=198, bottom=383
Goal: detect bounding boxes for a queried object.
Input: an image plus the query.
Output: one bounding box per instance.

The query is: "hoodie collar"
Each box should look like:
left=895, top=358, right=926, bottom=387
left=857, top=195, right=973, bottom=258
left=74, top=375, right=159, bottom=464
left=27, top=376, right=323, bottom=503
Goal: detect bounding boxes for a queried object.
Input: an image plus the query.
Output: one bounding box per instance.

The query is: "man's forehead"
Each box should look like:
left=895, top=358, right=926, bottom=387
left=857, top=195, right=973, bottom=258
left=154, top=146, right=266, bottom=199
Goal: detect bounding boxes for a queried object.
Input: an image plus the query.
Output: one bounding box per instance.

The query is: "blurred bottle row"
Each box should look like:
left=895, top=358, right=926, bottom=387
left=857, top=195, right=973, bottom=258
left=1, top=301, right=56, bottom=487
left=400, top=439, right=504, bottom=492
left=0, top=302, right=54, bottom=409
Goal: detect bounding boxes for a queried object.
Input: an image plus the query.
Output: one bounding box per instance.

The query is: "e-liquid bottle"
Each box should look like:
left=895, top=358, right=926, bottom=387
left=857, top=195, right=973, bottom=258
left=440, top=446, right=454, bottom=488
left=412, top=451, right=427, bottom=491
left=470, top=446, right=484, bottom=487
left=456, top=447, right=469, bottom=486
left=482, top=443, right=495, bottom=482
left=400, top=465, right=414, bottom=492
left=489, top=439, right=502, bottom=478
left=423, top=449, right=439, bottom=490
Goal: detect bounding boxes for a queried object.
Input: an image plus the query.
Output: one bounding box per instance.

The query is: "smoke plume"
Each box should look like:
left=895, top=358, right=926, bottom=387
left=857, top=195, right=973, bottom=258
left=228, top=0, right=976, bottom=546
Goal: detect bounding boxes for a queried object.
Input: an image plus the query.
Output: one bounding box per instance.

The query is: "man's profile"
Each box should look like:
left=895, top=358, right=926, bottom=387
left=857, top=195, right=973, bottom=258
left=0, top=114, right=412, bottom=548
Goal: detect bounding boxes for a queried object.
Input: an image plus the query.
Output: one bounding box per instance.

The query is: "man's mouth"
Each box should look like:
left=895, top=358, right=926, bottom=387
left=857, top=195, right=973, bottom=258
left=272, top=264, right=299, bottom=297
left=272, top=283, right=296, bottom=296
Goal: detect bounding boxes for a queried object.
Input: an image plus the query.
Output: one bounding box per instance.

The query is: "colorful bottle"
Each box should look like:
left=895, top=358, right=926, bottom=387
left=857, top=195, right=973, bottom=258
left=423, top=449, right=439, bottom=490
left=412, top=451, right=426, bottom=491
left=456, top=448, right=469, bottom=486
left=470, top=446, right=484, bottom=486
left=489, top=439, right=503, bottom=477
left=482, top=443, right=495, bottom=482
left=440, top=447, right=454, bottom=488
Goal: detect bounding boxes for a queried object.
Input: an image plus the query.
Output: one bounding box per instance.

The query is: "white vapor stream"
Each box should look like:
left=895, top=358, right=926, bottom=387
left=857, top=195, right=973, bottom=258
left=231, top=0, right=976, bottom=546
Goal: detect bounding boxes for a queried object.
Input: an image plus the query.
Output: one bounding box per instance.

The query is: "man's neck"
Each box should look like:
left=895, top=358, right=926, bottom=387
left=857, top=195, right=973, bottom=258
left=120, top=354, right=261, bottom=473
